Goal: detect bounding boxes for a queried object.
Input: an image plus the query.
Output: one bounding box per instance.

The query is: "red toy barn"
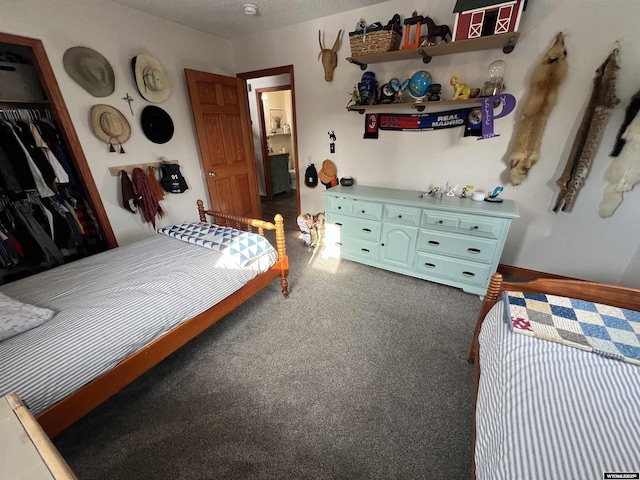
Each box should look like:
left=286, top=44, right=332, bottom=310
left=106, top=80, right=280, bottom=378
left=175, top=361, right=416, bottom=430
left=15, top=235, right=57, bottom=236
left=452, top=0, right=527, bottom=41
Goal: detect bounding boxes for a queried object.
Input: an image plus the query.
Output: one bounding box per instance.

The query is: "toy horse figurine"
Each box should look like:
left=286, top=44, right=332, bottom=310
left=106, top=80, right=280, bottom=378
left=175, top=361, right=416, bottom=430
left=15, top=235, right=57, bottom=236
left=423, top=16, right=451, bottom=45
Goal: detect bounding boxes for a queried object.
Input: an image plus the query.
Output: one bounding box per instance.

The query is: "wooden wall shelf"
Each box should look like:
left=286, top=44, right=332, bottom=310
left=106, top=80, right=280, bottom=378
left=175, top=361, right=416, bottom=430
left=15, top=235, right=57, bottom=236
left=347, top=98, right=483, bottom=113
left=347, top=32, right=520, bottom=69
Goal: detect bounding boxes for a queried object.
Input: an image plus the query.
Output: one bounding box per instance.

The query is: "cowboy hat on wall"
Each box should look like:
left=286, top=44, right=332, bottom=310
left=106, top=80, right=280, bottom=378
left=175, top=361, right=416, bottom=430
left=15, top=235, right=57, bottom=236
left=131, top=54, right=171, bottom=103
left=63, top=46, right=115, bottom=97
left=90, top=104, right=131, bottom=153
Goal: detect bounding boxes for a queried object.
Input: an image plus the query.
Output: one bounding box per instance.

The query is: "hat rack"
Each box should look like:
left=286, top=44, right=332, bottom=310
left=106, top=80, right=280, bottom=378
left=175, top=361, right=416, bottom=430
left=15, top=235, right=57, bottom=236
left=108, top=159, right=179, bottom=176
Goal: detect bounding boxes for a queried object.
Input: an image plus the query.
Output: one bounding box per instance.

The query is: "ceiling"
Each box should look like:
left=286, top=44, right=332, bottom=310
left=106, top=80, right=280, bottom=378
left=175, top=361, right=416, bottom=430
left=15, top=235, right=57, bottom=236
left=108, top=0, right=391, bottom=40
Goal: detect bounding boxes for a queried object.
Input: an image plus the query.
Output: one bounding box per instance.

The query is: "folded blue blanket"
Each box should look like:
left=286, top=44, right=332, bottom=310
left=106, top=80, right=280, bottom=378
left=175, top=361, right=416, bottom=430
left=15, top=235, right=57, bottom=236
left=157, top=222, right=275, bottom=267
left=504, top=291, right=640, bottom=366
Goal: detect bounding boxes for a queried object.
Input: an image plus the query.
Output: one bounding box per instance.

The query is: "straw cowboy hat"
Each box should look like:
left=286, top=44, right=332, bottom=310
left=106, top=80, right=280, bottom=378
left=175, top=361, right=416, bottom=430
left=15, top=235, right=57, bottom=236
left=318, top=159, right=337, bottom=184
left=131, top=54, right=171, bottom=103
left=89, top=104, right=131, bottom=147
left=63, top=46, right=115, bottom=97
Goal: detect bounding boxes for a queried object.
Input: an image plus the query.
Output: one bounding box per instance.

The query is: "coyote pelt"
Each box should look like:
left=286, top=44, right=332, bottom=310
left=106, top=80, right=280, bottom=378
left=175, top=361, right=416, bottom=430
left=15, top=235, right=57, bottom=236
left=509, top=33, right=568, bottom=185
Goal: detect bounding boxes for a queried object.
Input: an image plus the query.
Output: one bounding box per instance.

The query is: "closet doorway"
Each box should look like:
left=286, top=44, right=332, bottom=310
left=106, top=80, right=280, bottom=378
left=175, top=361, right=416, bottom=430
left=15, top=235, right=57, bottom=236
left=0, top=32, right=115, bottom=284
left=237, top=66, right=299, bottom=224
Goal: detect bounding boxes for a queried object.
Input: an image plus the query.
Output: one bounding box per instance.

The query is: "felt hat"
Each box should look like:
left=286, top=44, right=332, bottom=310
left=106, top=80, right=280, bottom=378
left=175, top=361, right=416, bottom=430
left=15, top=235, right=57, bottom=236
left=89, top=104, right=131, bottom=146
left=318, top=159, right=337, bottom=184
left=63, top=46, right=115, bottom=97
left=141, top=105, right=174, bottom=144
left=304, top=164, right=318, bottom=188
left=131, top=54, right=171, bottom=103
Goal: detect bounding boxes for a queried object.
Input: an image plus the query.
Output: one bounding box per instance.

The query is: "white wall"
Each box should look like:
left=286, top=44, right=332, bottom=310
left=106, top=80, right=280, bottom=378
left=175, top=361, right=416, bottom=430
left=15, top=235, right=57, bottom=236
left=232, top=0, right=640, bottom=287
left=1, top=0, right=235, bottom=245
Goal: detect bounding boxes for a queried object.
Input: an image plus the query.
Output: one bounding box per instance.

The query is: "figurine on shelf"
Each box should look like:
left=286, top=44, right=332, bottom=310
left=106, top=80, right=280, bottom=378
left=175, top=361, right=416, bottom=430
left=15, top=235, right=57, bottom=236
left=423, top=16, right=452, bottom=45
left=450, top=76, right=471, bottom=100
left=427, top=83, right=441, bottom=101
left=445, top=182, right=460, bottom=196
left=347, top=83, right=361, bottom=107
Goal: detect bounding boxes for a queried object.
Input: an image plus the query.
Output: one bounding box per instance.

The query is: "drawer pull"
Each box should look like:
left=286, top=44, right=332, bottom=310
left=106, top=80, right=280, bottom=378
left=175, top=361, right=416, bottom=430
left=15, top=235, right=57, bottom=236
left=361, top=248, right=370, bottom=253
left=336, top=242, right=343, bottom=246
left=362, top=228, right=372, bottom=233
left=462, top=271, right=475, bottom=277
left=424, top=262, right=436, bottom=268
left=437, top=220, right=443, bottom=224
left=361, top=210, right=366, bottom=214
left=335, top=222, right=343, bottom=226
left=428, top=240, right=440, bottom=246
left=472, top=225, right=479, bottom=230
left=467, top=248, right=481, bottom=254
left=397, top=214, right=402, bottom=219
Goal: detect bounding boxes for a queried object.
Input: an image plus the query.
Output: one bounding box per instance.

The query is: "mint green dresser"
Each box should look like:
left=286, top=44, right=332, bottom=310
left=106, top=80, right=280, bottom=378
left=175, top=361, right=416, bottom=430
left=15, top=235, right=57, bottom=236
left=323, top=185, right=520, bottom=296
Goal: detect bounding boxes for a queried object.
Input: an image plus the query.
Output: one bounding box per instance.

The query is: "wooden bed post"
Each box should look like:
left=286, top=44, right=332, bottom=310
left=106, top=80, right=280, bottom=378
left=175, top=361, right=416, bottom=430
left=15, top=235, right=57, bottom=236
left=468, top=273, right=503, bottom=363
left=274, top=214, right=289, bottom=297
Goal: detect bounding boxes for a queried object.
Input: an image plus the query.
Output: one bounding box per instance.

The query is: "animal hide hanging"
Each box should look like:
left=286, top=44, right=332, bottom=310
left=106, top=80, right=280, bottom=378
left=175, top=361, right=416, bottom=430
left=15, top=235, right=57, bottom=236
left=508, top=32, right=568, bottom=186
left=553, top=48, right=620, bottom=212
left=599, top=110, right=640, bottom=217
left=610, top=87, right=640, bottom=157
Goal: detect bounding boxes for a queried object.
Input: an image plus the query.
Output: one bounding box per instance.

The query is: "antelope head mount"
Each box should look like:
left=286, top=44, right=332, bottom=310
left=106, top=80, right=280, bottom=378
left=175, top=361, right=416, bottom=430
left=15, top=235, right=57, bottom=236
left=318, top=29, right=342, bottom=82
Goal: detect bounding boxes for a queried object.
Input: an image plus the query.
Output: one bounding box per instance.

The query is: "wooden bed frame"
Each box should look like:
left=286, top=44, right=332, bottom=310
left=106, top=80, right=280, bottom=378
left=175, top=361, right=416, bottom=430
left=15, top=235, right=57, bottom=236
left=468, top=272, right=640, bottom=480
left=35, top=202, right=289, bottom=438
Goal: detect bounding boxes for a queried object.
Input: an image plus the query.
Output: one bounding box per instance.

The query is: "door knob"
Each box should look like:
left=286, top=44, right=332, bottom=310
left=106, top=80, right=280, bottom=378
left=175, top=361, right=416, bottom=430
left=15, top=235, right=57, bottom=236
left=208, top=172, right=216, bottom=177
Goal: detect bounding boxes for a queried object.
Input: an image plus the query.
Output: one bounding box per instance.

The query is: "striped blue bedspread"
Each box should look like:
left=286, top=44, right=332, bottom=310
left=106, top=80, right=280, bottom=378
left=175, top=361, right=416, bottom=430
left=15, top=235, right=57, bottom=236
left=476, top=300, right=640, bottom=480
left=0, top=234, right=277, bottom=415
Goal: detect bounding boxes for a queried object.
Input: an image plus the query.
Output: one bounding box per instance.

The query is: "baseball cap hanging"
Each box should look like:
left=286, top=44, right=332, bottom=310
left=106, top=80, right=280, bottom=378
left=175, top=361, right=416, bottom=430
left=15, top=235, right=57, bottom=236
left=318, top=159, right=337, bottom=184
left=90, top=104, right=131, bottom=153
left=304, top=164, right=318, bottom=188
left=131, top=54, right=171, bottom=103
left=63, top=46, right=115, bottom=97
left=140, top=105, right=174, bottom=144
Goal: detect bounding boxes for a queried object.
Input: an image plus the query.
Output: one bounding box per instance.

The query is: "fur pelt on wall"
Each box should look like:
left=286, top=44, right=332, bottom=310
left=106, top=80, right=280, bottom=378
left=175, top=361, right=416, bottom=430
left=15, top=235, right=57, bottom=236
left=509, top=32, right=569, bottom=186
left=599, top=107, right=640, bottom=217
left=553, top=48, right=620, bottom=212
left=610, top=88, right=640, bottom=157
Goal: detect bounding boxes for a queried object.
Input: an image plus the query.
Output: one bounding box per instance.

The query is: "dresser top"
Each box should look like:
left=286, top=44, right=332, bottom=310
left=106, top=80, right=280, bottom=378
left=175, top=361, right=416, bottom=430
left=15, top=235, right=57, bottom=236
left=323, top=185, right=519, bottom=218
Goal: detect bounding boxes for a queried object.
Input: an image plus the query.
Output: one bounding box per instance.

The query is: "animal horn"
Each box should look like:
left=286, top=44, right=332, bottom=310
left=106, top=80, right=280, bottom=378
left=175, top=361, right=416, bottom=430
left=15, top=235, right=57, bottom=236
left=331, top=29, right=342, bottom=52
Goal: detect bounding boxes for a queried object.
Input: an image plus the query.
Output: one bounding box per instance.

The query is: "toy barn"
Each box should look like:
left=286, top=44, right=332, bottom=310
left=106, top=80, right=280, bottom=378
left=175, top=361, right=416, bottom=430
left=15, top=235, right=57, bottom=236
left=451, top=0, right=527, bottom=41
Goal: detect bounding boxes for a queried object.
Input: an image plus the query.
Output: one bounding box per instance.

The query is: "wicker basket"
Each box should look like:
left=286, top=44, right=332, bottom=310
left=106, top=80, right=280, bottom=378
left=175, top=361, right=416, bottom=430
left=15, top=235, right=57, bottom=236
left=349, top=28, right=402, bottom=57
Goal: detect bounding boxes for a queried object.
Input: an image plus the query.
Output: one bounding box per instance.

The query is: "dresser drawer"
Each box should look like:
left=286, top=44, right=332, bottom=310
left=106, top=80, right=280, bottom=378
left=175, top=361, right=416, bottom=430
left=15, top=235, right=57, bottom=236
left=383, top=205, right=420, bottom=226
left=414, top=252, right=491, bottom=287
left=417, top=230, right=498, bottom=263
left=325, top=196, right=383, bottom=221
left=421, top=210, right=502, bottom=238
left=340, top=237, right=380, bottom=262
left=329, top=214, right=381, bottom=241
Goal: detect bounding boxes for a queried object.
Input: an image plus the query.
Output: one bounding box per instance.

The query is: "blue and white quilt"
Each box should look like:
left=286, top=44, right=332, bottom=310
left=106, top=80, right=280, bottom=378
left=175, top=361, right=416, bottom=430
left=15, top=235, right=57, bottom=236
left=157, top=222, right=276, bottom=268
left=504, top=291, right=640, bottom=366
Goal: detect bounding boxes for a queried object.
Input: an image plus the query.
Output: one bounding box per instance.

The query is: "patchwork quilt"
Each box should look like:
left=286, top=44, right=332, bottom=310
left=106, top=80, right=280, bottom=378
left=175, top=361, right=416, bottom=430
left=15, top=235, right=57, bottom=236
left=157, top=222, right=275, bottom=268
left=504, top=291, right=640, bottom=366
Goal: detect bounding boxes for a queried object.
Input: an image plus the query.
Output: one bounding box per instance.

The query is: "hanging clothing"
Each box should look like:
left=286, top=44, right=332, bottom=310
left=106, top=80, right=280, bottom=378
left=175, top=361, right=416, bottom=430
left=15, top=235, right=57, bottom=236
left=131, top=167, right=159, bottom=227
left=29, top=122, right=70, bottom=184
left=35, top=119, right=76, bottom=186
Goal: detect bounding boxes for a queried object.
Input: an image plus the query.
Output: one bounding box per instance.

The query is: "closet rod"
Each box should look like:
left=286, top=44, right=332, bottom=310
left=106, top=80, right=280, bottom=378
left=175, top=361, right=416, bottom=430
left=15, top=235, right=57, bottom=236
left=109, top=160, right=179, bottom=177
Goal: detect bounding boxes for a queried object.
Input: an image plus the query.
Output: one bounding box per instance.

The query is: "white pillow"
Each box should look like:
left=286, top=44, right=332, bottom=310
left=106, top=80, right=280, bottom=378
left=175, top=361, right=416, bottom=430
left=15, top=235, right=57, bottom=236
left=0, top=291, right=55, bottom=342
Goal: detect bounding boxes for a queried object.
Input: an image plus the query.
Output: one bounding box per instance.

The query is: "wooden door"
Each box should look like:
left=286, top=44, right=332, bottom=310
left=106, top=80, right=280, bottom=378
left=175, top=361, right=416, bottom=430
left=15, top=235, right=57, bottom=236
left=185, top=69, right=261, bottom=218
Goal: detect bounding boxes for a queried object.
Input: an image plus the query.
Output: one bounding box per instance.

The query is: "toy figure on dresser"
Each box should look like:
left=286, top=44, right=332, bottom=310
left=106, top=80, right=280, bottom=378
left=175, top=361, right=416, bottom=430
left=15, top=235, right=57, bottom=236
left=445, top=182, right=460, bottom=196
left=460, top=184, right=474, bottom=198
left=484, top=186, right=504, bottom=203
left=450, top=76, right=471, bottom=100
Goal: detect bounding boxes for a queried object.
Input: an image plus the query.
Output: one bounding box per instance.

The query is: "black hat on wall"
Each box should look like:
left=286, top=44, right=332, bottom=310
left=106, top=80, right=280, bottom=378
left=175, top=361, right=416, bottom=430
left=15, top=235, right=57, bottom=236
left=140, top=105, right=174, bottom=144
left=304, top=163, right=318, bottom=188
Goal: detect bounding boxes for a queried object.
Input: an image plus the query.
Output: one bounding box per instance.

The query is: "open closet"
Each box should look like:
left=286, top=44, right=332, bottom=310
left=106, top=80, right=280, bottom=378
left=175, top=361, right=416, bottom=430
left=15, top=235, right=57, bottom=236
left=0, top=32, right=115, bottom=285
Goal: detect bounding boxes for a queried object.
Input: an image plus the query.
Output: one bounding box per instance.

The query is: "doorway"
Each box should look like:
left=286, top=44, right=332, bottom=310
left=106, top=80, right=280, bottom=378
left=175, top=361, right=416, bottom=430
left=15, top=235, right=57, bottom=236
left=237, top=66, right=299, bottom=225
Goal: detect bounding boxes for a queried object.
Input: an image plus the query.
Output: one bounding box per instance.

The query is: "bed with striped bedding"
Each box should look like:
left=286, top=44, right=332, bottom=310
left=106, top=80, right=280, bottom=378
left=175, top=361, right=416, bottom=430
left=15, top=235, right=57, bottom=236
left=0, top=232, right=278, bottom=417
left=470, top=274, right=640, bottom=480
left=476, top=300, right=640, bottom=479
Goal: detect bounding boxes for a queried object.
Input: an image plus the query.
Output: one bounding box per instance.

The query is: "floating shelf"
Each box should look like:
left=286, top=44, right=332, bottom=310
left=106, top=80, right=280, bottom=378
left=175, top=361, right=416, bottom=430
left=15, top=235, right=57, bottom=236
left=347, top=98, right=484, bottom=113
left=347, top=32, right=520, bottom=69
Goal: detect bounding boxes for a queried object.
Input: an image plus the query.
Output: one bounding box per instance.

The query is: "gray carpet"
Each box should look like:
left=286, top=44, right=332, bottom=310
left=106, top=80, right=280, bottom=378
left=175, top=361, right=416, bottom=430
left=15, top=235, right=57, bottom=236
left=53, top=215, right=481, bottom=479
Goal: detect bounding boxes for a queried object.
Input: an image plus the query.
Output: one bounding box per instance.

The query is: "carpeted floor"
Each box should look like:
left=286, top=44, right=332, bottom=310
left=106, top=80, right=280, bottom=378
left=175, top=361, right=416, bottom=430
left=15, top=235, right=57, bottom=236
left=53, top=207, right=481, bottom=479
